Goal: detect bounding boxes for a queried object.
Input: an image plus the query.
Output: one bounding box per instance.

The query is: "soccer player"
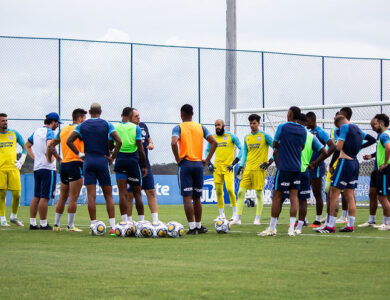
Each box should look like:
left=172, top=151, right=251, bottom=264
left=230, top=114, right=273, bottom=225
left=0, top=113, right=27, bottom=227
left=369, top=113, right=390, bottom=230
left=259, top=106, right=307, bottom=237
left=295, top=114, right=327, bottom=235
left=205, top=119, right=242, bottom=221
left=112, top=107, right=148, bottom=224
left=319, top=115, right=371, bottom=233
left=47, top=108, right=87, bottom=232
left=67, top=103, right=122, bottom=236
left=359, top=117, right=380, bottom=228
left=171, top=104, right=217, bottom=234
left=24, top=112, right=61, bottom=230
left=305, top=111, right=335, bottom=227
left=127, top=108, right=159, bottom=223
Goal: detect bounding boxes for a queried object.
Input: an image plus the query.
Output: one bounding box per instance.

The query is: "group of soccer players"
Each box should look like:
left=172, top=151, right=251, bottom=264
left=1, top=103, right=390, bottom=236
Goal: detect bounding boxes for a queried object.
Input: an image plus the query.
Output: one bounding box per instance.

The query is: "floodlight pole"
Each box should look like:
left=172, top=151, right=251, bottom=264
left=225, top=0, right=237, bottom=129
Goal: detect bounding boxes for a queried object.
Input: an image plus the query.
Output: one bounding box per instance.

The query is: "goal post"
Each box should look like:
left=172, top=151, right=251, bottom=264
left=230, top=101, right=390, bottom=206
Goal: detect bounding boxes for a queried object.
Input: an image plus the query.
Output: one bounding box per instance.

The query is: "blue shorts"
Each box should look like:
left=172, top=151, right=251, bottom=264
left=377, top=167, right=390, bottom=196
left=114, top=153, right=142, bottom=187
left=309, top=162, right=326, bottom=180
left=331, top=158, right=359, bottom=190
left=83, top=155, right=111, bottom=186
left=34, top=169, right=56, bottom=199
left=178, top=159, right=204, bottom=197
left=370, top=170, right=378, bottom=188
left=127, top=166, right=155, bottom=192
left=274, top=170, right=301, bottom=192
left=299, top=171, right=311, bottom=200
left=60, top=161, right=83, bottom=185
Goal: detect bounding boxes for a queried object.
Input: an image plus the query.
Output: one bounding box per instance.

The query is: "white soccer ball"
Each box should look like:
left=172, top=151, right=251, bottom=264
left=151, top=221, right=168, bottom=238
left=167, top=221, right=185, bottom=238
left=135, top=220, right=152, bottom=238
left=126, top=221, right=136, bottom=237
left=89, top=221, right=106, bottom=236
left=115, top=221, right=129, bottom=237
left=215, top=219, right=231, bottom=234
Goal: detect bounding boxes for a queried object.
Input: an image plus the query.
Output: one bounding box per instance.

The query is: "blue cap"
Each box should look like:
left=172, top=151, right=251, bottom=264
left=47, top=112, right=62, bottom=124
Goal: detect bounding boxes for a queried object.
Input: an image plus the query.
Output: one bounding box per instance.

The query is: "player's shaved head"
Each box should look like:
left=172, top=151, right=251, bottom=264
left=89, top=102, right=102, bottom=115
left=215, top=119, right=225, bottom=136
left=180, top=104, right=193, bottom=121
left=288, top=106, right=301, bottom=122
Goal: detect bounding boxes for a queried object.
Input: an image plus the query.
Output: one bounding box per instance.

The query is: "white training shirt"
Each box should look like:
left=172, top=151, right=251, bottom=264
left=28, top=126, right=56, bottom=171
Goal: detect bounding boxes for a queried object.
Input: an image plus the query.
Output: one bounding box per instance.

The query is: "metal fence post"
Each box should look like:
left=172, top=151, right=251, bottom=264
left=322, top=56, right=325, bottom=124
left=198, top=48, right=201, bottom=123
left=58, top=39, right=61, bottom=154
left=131, top=43, right=133, bottom=107
left=261, top=52, right=265, bottom=130
left=380, top=59, right=383, bottom=113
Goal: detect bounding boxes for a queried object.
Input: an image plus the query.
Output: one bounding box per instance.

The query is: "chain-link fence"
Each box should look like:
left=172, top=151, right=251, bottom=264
left=1, top=36, right=389, bottom=174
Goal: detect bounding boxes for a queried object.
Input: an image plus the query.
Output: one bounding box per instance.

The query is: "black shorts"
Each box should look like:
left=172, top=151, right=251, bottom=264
left=60, top=161, right=83, bottom=185
left=370, top=170, right=378, bottom=188
left=114, top=153, right=142, bottom=187
left=178, top=159, right=204, bottom=197
left=274, top=170, right=301, bottom=192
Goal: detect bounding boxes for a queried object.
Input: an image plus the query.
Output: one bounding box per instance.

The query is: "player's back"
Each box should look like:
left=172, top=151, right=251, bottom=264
left=78, top=118, right=111, bottom=156
left=60, top=124, right=84, bottom=163
left=178, top=121, right=204, bottom=162
left=275, top=122, right=307, bottom=172
left=29, top=126, right=56, bottom=171
left=339, top=123, right=363, bottom=159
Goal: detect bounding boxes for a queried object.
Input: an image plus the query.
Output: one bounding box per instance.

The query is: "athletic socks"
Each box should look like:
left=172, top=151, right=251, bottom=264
left=328, top=216, right=337, bottom=228
left=368, top=215, right=375, bottom=223
left=10, top=213, right=17, bottom=219
left=315, top=215, right=322, bottom=222
left=296, top=220, right=304, bottom=231
left=30, top=218, right=37, bottom=226
left=54, top=213, right=62, bottom=226
left=127, top=216, right=133, bottom=222
left=269, top=217, right=278, bottom=230
left=0, top=215, right=6, bottom=223
left=218, top=208, right=225, bottom=219
left=91, top=220, right=97, bottom=226
left=348, top=216, right=355, bottom=228
left=40, top=219, right=47, bottom=227
left=326, top=213, right=330, bottom=223
left=121, top=214, right=128, bottom=222
left=289, top=217, right=296, bottom=229
left=188, top=222, right=195, bottom=230
left=195, top=222, right=201, bottom=229
left=254, top=215, right=261, bottom=222
left=232, top=206, right=237, bottom=216
left=341, top=210, right=348, bottom=218
left=68, top=213, right=75, bottom=228
left=151, top=213, right=158, bottom=223
left=109, top=218, right=115, bottom=229
left=236, top=215, right=242, bottom=221
left=138, top=215, right=144, bottom=221
left=255, top=190, right=264, bottom=217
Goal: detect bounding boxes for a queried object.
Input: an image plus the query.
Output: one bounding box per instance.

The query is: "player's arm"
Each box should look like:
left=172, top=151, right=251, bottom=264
left=364, top=152, right=376, bottom=160
left=135, top=125, right=148, bottom=177
left=227, top=133, right=243, bottom=171
left=47, top=138, right=61, bottom=162
left=336, top=124, right=348, bottom=152
left=12, top=130, right=27, bottom=170
left=146, top=137, right=154, bottom=150
left=24, top=133, right=35, bottom=160
left=260, top=132, right=275, bottom=170
left=203, top=128, right=217, bottom=165
left=360, top=130, right=376, bottom=149
left=319, top=128, right=335, bottom=158
left=171, top=135, right=181, bottom=164
left=66, top=131, right=85, bottom=160
left=107, top=131, right=122, bottom=164
left=236, top=138, right=248, bottom=175
left=272, top=124, right=283, bottom=167
left=309, top=136, right=327, bottom=169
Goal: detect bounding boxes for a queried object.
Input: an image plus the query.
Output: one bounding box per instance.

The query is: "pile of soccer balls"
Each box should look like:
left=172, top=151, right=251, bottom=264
left=89, top=220, right=185, bottom=238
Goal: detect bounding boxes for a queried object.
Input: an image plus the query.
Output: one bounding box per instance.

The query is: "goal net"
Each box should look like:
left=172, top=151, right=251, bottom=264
left=230, top=101, right=390, bottom=206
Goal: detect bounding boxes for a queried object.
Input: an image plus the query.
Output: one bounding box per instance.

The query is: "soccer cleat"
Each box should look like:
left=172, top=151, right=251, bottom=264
left=197, top=226, right=208, bottom=234
left=373, top=223, right=385, bottom=228
left=53, top=225, right=62, bottom=232
left=378, top=224, right=390, bottom=231
left=335, top=217, right=348, bottom=224
left=66, top=226, right=83, bottom=232
left=339, top=226, right=354, bottom=232
left=288, top=228, right=295, bottom=237
left=109, top=228, right=116, bottom=236
left=253, top=218, right=261, bottom=225
left=358, top=222, right=376, bottom=228
left=313, top=224, right=326, bottom=231
left=10, top=218, right=24, bottom=226
left=186, top=228, right=198, bottom=235
left=229, top=216, right=236, bottom=221
left=257, top=227, right=277, bottom=236
left=294, top=228, right=302, bottom=235
left=320, top=217, right=327, bottom=223
left=309, top=221, right=322, bottom=228
left=230, top=217, right=241, bottom=225
left=40, top=224, right=53, bottom=230
left=29, top=224, right=40, bottom=230
left=316, top=226, right=335, bottom=233
left=213, top=216, right=225, bottom=222
left=1, top=220, right=10, bottom=227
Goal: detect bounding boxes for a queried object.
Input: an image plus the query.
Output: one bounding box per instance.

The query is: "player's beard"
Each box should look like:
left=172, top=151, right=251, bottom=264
left=216, top=127, right=224, bottom=136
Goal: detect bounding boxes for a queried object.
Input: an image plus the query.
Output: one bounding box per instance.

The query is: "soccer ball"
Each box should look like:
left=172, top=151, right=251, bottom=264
left=115, top=221, right=129, bottom=237
left=151, top=221, right=168, bottom=238
left=167, top=221, right=184, bottom=238
left=215, top=219, right=231, bottom=234
left=126, top=221, right=136, bottom=237
left=89, top=221, right=106, bottom=236
left=135, top=220, right=152, bottom=238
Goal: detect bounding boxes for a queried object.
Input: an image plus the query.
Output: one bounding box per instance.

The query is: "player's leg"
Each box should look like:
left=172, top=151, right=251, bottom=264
left=288, top=189, right=299, bottom=236
left=0, top=189, right=8, bottom=227
left=193, top=164, right=207, bottom=233
left=295, top=199, right=307, bottom=235
left=376, top=170, right=390, bottom=230
left=225, top=171, right=237, bottom=220
left=126, top=189, right=134, bottom=221
left=86, top=184, right=97, bottom=221
left=142, top=167, right=158, bottom=223
left=319, top=186, right=341, bottom=233
left=336, top=192, right=348, bottom=224
left=339, top=188, right=356, bottom=232
left=101, top=185, right=115, bottom=232
left=359, top=170, right=378, bottom=227
left=54, top=182, right=69, bottom=230
left=7, top=169, right=23, bottom=226
left=67, top=178, right=83, bottom=231
left=254, top=170, right=266, bottom=225
left=311, top=178, right=324, bottom=223
left=296, top=171, right=310, bottom=234
left=232, top=169, right=252, bottom=224
left=179, top=162, right=198, bottom=234
left=214, top=172, right=225, bottom=220
left=116, top=176, right=130, bottom=222
left=37, top=170, right=56, bottom=230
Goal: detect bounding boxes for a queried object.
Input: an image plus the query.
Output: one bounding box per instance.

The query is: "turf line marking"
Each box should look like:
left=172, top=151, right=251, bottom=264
left=230, top=231, right=390, bottom=239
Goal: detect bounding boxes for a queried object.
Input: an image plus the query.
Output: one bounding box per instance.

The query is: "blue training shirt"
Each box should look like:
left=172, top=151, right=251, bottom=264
left=310, top=126, right=330, bottom=162
left=337, top=123, right=366, bottom=159
left=274, top=122, right=307, bottom=172
left=75, top=118, right=116, bottom=156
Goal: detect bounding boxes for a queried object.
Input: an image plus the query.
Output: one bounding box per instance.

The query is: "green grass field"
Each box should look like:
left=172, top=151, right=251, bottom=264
left=1, top=204, right=390, bottom=299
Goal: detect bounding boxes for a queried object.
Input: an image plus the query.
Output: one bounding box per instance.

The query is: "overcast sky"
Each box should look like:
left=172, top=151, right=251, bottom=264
left=1, top=0, right=390, bottom=58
